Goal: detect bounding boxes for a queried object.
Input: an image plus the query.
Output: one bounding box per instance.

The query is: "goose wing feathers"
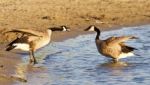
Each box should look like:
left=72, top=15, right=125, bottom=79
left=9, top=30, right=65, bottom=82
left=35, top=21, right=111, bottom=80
left=119, top=43, right=137, bottom=53
left=106, top=36, right=138, bottom=44
left=7, top=36, right=29, bottom=46
left=4, top=29, right=43, bottom=37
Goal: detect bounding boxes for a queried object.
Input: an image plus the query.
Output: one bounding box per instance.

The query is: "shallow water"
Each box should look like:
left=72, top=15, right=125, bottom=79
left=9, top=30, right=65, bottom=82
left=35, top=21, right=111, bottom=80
left=15, top=25, right=150, bottom=85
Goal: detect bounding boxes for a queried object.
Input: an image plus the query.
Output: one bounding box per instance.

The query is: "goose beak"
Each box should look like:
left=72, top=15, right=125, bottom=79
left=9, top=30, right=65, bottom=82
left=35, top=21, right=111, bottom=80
left=66, top=29, right=71, bottom=32
left=84, top=28, right=89, bottom=31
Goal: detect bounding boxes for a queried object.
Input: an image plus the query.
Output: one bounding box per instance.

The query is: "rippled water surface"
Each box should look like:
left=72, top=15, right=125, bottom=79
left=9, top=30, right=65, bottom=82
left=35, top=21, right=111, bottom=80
left=16, top=25, right=150, bottom=85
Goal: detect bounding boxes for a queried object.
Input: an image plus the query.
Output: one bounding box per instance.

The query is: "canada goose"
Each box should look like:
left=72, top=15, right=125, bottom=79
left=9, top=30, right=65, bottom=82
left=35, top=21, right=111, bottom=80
left=84, top=25, right=138, bottom=62
left=4, top=26, right=70, bottom=64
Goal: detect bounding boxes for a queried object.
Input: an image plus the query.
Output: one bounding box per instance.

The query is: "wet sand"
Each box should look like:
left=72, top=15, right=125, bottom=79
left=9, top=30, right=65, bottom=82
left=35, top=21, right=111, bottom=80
left=0, top=48, right=21, bottom=85
left=0, top=0, right=150, bottom=84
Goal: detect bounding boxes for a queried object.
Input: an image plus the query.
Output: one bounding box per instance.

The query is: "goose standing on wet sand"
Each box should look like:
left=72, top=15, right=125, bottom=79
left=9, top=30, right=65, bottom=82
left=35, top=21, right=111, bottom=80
left=4, top=26, right=70, bottom=64
left=84, top=25, right=138, bottom=62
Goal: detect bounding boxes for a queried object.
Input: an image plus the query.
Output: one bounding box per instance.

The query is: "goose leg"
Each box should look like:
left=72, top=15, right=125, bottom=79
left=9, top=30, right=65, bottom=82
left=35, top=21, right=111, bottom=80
left=113, top=58, right=119, bottom=63
left=29, top=50, right=37, bottom=64
left=29, top=42, right=37, bottom=64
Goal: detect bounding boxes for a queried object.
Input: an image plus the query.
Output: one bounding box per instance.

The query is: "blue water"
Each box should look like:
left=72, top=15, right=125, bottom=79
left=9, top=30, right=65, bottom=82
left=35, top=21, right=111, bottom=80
left=15, top=25, right=150, bottom=85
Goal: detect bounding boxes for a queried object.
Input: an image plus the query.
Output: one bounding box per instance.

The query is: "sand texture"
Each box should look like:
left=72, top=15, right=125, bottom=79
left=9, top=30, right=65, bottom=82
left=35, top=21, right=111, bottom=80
left=0, top=0, right=150, bottom=43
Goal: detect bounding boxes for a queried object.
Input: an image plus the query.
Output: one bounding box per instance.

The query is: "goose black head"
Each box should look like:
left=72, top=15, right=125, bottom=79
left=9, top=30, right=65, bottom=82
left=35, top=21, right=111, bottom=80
left=84, top=25, right=100, bottom=32
left=61, top=25, right=70, bottom=32
left=48, top=25, right=70, bottom=32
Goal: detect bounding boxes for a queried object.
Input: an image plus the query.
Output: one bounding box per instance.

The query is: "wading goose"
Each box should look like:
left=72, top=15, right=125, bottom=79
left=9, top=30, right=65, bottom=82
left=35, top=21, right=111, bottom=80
left=84, top=25, right=137, bottom=62
left=4, top=26, right=70, bottom=64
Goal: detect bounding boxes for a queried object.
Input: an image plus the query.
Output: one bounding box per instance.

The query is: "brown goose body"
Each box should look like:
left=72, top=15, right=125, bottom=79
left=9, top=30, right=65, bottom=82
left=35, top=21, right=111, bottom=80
left=85, top=25, right=137, bottom=62
left=5, top=26, right=70, bottom=64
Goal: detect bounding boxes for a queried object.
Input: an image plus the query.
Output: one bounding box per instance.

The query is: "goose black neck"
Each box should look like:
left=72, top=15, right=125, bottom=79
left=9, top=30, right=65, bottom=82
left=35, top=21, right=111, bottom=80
left=94, top=28, right=101, bottom=40
left=49, top=28, right=63, bottom=31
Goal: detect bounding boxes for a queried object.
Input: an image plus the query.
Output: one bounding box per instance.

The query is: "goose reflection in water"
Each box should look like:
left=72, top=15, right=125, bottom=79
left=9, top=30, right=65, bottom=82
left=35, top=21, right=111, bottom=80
left=13, top=63, right=46, bottom=83
left=97, top=61, right=131, bottom=76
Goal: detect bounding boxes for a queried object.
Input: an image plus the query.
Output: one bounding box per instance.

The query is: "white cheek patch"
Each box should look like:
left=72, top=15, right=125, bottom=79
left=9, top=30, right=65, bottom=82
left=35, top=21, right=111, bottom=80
left=13, top=43, right=30, bottom=51
left=118, top=52, right=134, bottom=59
left=89, top=26, right=95, bottom=31
left=63, top=27, right=67, bottom=31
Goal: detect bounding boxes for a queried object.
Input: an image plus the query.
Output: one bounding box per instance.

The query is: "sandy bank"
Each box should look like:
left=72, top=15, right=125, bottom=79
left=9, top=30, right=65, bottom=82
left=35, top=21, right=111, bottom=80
left=0, top=0, right=150, bottom=43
